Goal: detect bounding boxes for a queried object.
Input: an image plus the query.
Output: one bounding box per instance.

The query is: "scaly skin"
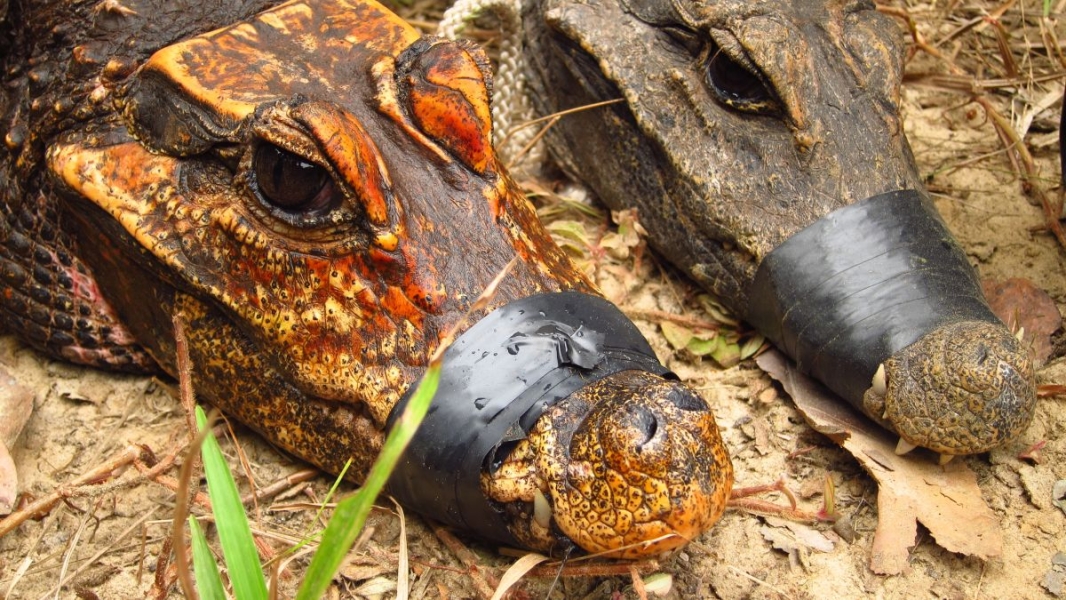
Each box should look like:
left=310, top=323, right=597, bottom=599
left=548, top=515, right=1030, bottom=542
left=0, top=0, right=731, bottom=555
left=865, top=322, right=1036, bottom=455
left=485, top=371, right=732, bottom=558
left=521, top=0, right=1036, bottom=456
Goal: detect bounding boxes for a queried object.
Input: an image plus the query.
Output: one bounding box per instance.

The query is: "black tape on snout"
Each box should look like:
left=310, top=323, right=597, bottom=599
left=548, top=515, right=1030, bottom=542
left=383, top=291, right=671, bottom=546
left=747, top=190, right=1000, bottom=409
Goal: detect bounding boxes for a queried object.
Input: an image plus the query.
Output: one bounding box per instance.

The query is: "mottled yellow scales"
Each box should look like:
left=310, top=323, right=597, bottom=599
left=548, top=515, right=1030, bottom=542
left=1, top=0, right=732, bottom=556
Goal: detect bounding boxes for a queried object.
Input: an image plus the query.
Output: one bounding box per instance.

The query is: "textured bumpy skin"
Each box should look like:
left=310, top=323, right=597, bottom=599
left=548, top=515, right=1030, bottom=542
left=867, top=322, right=1036, bottom=455
left=0, top=0, right=731, bottom=555
left=522, top=0, right=1036, bottom=455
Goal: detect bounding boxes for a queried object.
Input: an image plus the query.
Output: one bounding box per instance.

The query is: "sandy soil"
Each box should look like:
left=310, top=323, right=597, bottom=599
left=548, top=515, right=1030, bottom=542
left=1, top=1, right=1064, bottom=599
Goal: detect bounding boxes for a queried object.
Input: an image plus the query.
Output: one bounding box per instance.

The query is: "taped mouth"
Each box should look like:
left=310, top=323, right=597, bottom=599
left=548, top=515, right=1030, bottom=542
left=747, top=189, right=1036, bottom=456
left=382, top=291, right=676, bottom=548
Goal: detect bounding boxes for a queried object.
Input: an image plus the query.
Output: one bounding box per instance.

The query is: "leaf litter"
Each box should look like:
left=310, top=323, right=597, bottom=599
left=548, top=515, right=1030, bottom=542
left=757, top=349, right=1003, bottom=575
left=0, top=1, right=1065, bottom=599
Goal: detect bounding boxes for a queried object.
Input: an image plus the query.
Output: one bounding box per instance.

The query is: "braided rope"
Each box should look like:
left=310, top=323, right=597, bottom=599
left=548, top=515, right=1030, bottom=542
left=439, top=0, right=544, bottom=175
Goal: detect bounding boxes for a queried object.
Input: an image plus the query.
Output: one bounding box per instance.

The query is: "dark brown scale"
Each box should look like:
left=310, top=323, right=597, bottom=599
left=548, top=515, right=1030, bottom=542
left=522, top=0, right=1036, bottom=456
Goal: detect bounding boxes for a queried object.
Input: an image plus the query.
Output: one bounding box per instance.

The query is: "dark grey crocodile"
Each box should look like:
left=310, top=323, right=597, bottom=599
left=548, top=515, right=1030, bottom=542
left=520, top=0, right=1036, bottom=459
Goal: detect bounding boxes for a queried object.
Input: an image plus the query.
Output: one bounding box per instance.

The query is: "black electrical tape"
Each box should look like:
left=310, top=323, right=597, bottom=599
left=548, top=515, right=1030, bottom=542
left=747, top=189, right=1000, bottom=410
left=383, top=291, right=672, bottom=546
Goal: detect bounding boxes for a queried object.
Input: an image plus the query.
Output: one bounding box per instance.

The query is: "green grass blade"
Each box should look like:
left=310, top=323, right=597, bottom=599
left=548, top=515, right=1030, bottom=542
left=295, top=361, right=441, bottom=600
left=189, top=516, right=227, bottom=600
left=196, top=406, right=269, bottom=600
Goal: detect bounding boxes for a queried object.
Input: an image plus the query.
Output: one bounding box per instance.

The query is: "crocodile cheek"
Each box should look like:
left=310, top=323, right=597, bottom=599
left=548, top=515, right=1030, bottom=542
left=544, top=372, right=733, bottom=558
left=48, top=141, right=422, bottom=424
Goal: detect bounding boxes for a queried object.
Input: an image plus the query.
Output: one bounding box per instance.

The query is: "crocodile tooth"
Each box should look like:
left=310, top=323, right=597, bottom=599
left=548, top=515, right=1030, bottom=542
left=939, top=454, right=955, bottom=466
left=871, top=363, right=887, bottom=396
left=895, top=438, right=918, bottom=455
left=1015, top=326, right=1026, bottom=341
left=533, top=488, right=552, bottom=529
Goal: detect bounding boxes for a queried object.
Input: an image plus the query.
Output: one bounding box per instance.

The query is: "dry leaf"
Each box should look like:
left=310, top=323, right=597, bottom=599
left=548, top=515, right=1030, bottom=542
left=600, top=208, right=645, bottom=260
left=0, top=441, right=16, bottom=515
left=352, top=576, right=396, bottom=596
left=1044, top=552, right=1066, bottom=598
left=0, top=367, right=34, bottom=515
left=0, top=367, right=34, bottom=448
left=756, top=350, right=1003, bottom=575
left=982, top=278, right=1062, bottom=365
left=762, top=516, right=834, bottom=553
left=51, top=379, right=114, bottom=405
left=1053, top=481, right=1066, bottom=517
left=759, top=518, right=832, bottom=572
left=490, top=553, right=550, bottom=600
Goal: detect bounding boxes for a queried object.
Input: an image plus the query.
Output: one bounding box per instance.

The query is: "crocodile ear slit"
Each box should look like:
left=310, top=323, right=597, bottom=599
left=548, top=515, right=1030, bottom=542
left=393, top=39, right=496, bottom=175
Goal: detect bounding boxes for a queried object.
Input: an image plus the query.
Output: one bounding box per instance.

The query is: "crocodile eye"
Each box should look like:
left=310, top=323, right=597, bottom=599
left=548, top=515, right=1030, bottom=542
left=705, top=49, right=778, bottom=115
left=253, top=143, right=335, bottom=215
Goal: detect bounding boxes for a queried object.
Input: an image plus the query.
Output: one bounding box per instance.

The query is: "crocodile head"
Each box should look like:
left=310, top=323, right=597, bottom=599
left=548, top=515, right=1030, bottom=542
left=522, top=0, right=1035, bottom=457
left=35, top=0, right=730, bottom=556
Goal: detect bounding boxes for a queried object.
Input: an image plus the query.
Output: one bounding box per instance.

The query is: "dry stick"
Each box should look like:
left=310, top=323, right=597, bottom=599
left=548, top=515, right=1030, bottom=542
left=899, top=71, right=1065, bottom=94
left=170, top=311, right=217, bottom=600
left=1041, top=16, right=1065, bottom=70
left=524, top=558, right=660, bottom=579
left=50, top=511, right=91, bottom=600
left=976, top=94, right=1066, bottom=248
left=629, top=564, right=649, bottom=600
left=240, top=468, right=319, bottom=506
left=621, top=307, right=723, bottom=332
left=884, top=3, right=1066, bottom=251
left=501, top=98, right=625, bottom=165
left=431, top=525, right=499, bottom=600
left=222, top=416, right=264, bottom=522
left=987, top=16, right=1019, bottom=79
left=170, top=428, right=216, bottom=598
left=0, top=444, right=146, bottom=538
left=150, top=536, right=173, bottom=600
left=391, top=499, right=411, bottom=600
left=172, top=313, right=198, bottom=442
left=727, top=478, right=822, bottom=522
left=42, top=507, right=159, bottom=599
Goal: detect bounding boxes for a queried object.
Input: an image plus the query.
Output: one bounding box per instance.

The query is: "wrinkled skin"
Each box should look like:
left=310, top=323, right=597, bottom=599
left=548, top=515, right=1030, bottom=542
left=522, top=0, right=1035, bottom=456
left=0, top=0, right=731, bottom=556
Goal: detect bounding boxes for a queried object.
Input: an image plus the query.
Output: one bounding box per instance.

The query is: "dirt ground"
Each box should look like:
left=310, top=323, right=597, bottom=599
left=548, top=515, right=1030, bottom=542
left=1, top=1, right=1065, bottom=599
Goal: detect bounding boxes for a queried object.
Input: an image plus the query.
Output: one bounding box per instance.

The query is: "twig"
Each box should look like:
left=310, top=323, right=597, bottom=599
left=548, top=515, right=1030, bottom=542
left=621, top=307, right=723, bottom=332
left=432, top=525, right=499, bottom=600
left=240, top=469, right=319, bottom=506
left=974, top=95, right=1066, bottom=248
left=0, top=444, right=148, bottom=537
left=43, top=507, right=158, bottom=599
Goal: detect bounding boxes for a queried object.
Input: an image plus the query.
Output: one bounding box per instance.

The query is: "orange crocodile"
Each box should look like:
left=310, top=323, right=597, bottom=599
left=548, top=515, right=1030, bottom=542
left=0, top=0, right=731, bottom=557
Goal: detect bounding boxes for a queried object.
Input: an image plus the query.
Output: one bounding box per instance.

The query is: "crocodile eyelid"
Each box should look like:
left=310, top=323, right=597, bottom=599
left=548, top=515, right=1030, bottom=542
left=701, top=41, right=780, bottom=116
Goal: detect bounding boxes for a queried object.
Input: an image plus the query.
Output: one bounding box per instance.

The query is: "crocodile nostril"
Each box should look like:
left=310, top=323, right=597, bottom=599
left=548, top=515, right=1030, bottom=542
left=629, top=405, right=659, bottom=449
left=666, top=388, right=707, bottom=412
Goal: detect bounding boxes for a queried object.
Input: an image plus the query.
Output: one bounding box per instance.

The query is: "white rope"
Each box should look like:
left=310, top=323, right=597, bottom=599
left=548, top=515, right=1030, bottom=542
left=439, top=0, right=543, bottom=175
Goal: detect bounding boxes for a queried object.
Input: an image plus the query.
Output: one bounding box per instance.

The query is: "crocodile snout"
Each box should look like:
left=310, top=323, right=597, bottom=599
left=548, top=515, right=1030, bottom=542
left=540, top=371, right=733, bottom=558
left=867, top=321, right=1036, bottom=458
left=386, top=292, right=732, bottom=557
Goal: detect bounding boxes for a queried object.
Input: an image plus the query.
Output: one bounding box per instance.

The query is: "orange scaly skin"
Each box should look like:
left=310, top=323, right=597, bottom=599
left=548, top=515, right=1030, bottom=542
left=1, top=0, right=732, bottom=556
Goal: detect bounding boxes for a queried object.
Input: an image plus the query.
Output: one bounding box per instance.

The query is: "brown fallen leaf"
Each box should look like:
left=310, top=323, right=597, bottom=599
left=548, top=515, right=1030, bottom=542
left=982, top=277, right=1062, bottom=366
left=0, top=441, right=16, bottom=516
left=0, top=366, right=34, bottom=515
left=756, top=350, right=1003, bottom=575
